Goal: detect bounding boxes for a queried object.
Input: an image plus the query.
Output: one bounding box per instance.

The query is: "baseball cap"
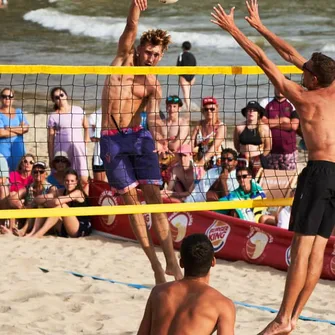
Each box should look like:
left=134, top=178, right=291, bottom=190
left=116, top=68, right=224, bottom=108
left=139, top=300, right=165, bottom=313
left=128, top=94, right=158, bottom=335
left=166, top=95, right=183, bottom=107
left=241, top=101, right=265, bottom=118
left=202, top=97, right=218, bottom=106
left=33, top=161, right=47, bottom=170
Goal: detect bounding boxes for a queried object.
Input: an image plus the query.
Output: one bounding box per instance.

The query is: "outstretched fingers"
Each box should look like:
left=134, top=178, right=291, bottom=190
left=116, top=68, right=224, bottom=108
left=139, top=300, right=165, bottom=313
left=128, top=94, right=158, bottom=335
left=134, top=0, right=147, bottom=11
left=245, top=0, right=262, bottom=29
left=210, top=4, right=236, bottom=31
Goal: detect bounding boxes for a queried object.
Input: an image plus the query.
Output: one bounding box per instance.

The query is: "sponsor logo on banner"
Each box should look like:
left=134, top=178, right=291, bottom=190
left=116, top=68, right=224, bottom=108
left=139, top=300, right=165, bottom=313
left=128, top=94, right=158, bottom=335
left=98, top=190, right=118, bottom=226
left=245, top=227, right=273, bottom=260
left=168, top=212, right=193, bottom=242
left=285, top=246, right=291, bottom=266
left=205, top=220, right=231, bottom=253
left=330, top=243, right=335, bottom=276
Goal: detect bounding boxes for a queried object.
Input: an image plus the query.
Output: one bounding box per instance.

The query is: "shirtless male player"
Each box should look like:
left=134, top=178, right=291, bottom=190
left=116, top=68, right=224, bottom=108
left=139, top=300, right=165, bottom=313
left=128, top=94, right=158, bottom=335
left=138, top=233, right=236, bottom=335
left=100, top=0, right=182, bottom=284
left=211, top=1, right=335, bottom=334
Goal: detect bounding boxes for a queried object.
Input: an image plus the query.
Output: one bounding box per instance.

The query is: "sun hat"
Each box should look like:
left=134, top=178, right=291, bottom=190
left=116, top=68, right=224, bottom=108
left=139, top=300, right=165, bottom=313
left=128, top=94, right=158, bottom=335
left=241, top=101, right=265, bottom=118
left=52, top=151, right=71, bottom=168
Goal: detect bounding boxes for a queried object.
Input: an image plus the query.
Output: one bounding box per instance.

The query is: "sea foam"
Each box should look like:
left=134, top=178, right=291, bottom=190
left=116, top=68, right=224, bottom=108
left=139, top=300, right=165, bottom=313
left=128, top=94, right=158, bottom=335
left=23, top=8, right=239, bottom=50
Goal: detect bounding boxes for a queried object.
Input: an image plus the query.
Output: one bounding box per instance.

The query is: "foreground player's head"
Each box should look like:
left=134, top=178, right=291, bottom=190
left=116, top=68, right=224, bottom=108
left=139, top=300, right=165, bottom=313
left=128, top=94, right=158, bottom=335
left=180, top=234, right=215, bottom=278
left=302, top=52, right=335, bottom=90
left=136, top=29, right=171, bottom=66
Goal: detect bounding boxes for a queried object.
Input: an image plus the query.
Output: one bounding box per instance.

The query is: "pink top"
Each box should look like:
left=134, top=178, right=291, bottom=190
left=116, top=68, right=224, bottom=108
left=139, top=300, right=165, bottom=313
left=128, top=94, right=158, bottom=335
left=9, top=171, right=33, bottom=192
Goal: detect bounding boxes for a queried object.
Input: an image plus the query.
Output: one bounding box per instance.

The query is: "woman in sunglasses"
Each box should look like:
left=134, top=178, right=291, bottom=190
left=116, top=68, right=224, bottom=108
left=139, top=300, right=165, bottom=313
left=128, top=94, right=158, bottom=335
left=47, top=87, right=89, bottom=192
left=0, top=88, right=30, bottom=171
left=47, top=151, right=71, bottom=189
left=192, top=96, right=226, bottom=170
left=3, top=161, right=51, bottom=235
left=234, top=101, right=272, bottom=176
left=28, top=168, right=91, bottom=238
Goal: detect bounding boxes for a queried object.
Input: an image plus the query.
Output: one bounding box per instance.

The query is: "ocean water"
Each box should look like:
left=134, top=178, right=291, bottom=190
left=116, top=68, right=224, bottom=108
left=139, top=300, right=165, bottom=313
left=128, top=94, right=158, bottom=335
left=1, top=0, right=335, bottom=66
left=1, top=0, right=335, bottom=120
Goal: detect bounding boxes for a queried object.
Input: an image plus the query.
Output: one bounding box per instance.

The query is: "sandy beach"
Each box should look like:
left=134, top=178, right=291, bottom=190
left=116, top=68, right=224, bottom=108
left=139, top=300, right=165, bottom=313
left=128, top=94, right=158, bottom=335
left=0, top=233, right=333, bottom=335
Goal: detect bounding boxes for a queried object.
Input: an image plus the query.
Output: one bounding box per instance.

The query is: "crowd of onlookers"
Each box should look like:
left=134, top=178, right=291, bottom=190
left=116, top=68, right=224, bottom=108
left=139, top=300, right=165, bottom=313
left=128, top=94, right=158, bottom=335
left=0, top=80, right=311, bottom=237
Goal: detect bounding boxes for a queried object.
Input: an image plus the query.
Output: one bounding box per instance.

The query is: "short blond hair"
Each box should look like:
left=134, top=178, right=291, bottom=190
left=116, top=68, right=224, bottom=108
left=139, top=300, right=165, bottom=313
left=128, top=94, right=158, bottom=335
left=140, top=29, right=171, bottom=52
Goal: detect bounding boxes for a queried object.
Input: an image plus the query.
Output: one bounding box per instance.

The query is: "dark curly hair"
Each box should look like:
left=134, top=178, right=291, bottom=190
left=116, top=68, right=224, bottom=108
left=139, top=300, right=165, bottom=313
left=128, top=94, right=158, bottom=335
left=310, top=52, right=335, bottom=88
left=180, top=234, right=214, bottom=278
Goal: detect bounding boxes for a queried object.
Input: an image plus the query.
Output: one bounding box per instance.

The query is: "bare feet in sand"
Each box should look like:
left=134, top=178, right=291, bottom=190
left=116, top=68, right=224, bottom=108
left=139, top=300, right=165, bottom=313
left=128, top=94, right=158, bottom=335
left=0, top=225, right=13, bottom=235
left=258, top=318, right=292, bottom=335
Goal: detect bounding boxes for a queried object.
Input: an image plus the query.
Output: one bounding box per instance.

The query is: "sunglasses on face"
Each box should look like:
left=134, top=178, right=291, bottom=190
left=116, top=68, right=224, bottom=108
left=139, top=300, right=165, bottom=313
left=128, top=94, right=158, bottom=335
left=302, top=62, right=317, bottom=77
left=24, top=159, right=34, bottom=165
left=204, top=107, right=215, bottom=112
left=237, top=174, right=249, bottom=180
left=53, top=93, right=65, bottom=100
left=166, top=96, right=181, bottom=104
left=54, top=157, right=68, bottom=163
left=33, top=170, right=45, bottom=175
left=222, top=157, right=234, bottom=162
left=1, top=94, right=14, bottom=99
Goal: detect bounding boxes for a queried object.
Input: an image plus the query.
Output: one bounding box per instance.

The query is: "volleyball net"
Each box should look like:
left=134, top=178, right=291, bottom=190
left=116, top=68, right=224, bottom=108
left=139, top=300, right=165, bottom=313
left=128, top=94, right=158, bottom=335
left=0, top=65, right=305, bottom=219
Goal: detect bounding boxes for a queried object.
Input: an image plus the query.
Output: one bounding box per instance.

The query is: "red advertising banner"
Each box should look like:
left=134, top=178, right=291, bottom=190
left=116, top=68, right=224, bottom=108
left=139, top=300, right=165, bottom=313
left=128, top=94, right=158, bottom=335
left=90, top=181, right=335, bottom=281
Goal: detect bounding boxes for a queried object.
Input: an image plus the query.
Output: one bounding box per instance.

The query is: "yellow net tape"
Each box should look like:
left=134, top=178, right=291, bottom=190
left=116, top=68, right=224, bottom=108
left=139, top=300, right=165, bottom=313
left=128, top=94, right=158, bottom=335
left=0, top=65, right=302, bottom=75
left=0, top=198, right=293, bottom=219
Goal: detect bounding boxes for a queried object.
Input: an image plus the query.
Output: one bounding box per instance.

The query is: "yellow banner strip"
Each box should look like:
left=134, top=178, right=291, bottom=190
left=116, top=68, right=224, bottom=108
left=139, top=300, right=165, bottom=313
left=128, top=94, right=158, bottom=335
left=0, top=65, right=302, bottom=76
left=0, top=198, right=293, bottom=219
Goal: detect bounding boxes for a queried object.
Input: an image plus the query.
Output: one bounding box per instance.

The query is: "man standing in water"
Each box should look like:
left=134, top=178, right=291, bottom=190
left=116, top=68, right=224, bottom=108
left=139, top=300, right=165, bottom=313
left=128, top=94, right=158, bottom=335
left=138, top=234, right=236, bottom=335
left=211, top=0, right=335, bottom=334
left=100, top=0, right=182, bottom=284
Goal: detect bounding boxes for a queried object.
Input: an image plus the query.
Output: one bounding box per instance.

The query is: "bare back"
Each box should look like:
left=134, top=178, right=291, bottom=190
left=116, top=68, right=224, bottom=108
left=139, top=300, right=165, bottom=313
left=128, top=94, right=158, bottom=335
left=295, top=85, right=335, bottom=162
left=138, top=280, right=235, bottom=335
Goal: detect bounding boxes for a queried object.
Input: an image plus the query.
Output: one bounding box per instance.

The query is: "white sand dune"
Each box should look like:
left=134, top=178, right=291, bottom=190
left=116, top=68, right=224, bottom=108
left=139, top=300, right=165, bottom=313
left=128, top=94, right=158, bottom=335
left=0, top=234, right=333, bottom=334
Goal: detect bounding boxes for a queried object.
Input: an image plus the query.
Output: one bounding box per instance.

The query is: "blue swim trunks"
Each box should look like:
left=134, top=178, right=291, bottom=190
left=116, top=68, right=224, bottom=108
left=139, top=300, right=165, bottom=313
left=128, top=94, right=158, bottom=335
left=100, top=128, right=162, bottom=194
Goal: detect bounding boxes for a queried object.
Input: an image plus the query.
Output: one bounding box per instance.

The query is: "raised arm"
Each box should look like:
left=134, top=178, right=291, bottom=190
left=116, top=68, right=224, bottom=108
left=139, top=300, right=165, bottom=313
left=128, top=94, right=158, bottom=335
left=111, top=0, right=147, bottom=66
left=245, top=0, right=306, bottom=69
left=211, top=5, right=305, bottom=107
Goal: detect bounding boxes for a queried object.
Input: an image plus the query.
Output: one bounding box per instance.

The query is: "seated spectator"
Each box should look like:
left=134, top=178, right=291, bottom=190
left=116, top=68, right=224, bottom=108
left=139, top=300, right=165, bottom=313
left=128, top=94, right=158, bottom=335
left=8, top=161, right=51, bottom=210
left=9, top=153, right=34, bottom=194
left=2, top=161, right=51, bottom=234
left=216, top=167, right=266, bottom=222
left=47, top=151, right=71, bottom=189
left=28, top=168, right=92, bottom=238
left=192, top=97, right=226, bottom=170
left=206, top=148, right=240, bottom=201
left=234, top=101, right=272, bottom=176
left=0, top=153, right=9, bottom=209
left=260, top=87, right=300, bottom=170
left=259, top=188, right=295, bottom=229
left=88, top=107, right=106, bottom=182
left=164, top=144, right=204, bottom=201
left=184, top=148, right=239, bottom=203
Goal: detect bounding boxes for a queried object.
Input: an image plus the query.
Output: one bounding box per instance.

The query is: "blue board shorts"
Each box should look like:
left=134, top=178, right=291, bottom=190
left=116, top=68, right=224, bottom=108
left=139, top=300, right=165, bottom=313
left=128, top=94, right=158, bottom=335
left=100, top=127, right=162, bottom=194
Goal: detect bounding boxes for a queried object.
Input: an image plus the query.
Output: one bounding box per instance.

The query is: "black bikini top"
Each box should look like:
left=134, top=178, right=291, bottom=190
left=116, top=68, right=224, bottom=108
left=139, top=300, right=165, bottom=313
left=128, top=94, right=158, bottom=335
left=239, top=126, right=262, bottom=146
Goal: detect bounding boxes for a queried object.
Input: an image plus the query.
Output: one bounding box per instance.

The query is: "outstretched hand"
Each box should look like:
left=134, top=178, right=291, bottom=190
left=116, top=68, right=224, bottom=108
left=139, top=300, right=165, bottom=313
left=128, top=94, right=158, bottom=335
left=245, top=0, right=263, bottom=30
left=134, top=0, right=147, bottom=11
left=211, top=4, right=236, bottom=32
